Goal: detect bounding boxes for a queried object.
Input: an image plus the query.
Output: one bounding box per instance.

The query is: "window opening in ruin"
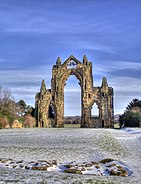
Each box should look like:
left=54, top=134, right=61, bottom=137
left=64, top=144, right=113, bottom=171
left=67, top=60, right=77, bottom=69
left=91, top=103, right=99, bottom=119
left=64, top=75, right=81, bottom=128
left=102, top=92, right=105, bottom=97
left=48, top=104, right=55, bottom=118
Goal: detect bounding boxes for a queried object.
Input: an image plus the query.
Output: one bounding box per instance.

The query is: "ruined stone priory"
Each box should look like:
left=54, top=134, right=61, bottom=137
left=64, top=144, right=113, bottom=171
left=35, top=55, right=114, bottom=128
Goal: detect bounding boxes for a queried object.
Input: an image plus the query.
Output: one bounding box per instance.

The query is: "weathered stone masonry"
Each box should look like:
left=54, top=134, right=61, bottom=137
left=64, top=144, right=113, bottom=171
left=35, top=55, right=114, bottom=128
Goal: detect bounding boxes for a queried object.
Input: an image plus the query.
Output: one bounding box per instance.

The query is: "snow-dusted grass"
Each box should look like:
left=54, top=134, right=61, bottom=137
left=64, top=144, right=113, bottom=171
left=0, top=128, right=141, bottom=183
left=64, top=124, right=80, bottom=128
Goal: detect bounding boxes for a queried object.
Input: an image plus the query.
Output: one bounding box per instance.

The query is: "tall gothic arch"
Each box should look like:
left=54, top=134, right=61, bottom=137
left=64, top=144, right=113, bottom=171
left=35, top=55, right=114, bottom=128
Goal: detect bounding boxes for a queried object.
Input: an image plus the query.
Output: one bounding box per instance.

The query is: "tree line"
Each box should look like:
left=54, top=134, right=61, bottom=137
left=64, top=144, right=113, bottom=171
left=0, top=86, right=36, bottom=129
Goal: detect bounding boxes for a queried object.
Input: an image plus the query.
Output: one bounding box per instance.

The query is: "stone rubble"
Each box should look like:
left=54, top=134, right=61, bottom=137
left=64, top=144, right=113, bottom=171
left=0, top=158, right=132, bottom=177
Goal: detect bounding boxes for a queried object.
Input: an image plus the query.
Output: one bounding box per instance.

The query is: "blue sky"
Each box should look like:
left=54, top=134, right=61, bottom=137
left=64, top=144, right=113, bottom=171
left=0, top=0, right=141, bottom=115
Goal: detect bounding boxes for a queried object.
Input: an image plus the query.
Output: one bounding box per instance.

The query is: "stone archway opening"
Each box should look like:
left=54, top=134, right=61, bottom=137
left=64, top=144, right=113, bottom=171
left=91, top=103, right=99, bottom=118
left=102, top=120, right=104, bottom=128
left=47, top=103, right=56, bottom=127
left=64, top=75, right=81, bottom=128
left=91, top=102, right=100, bottom=128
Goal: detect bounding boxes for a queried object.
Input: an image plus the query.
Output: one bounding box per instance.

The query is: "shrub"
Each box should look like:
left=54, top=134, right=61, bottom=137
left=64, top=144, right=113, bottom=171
left=119, top=99, right=141, bottom=127
left=0, top=117, right=9, bottom=128
left=23, top=114, right=36, bottom=128
left=119, top=111, right=141, bottom=127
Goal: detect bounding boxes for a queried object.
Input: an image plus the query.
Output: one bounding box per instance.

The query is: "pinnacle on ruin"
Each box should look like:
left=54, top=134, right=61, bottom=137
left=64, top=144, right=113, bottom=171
left=83, top=55, right=88, bottom=64
left=40, top=79, right=46, bottom=94
left=56, top=57, right=61, bottom=65
left=101, top=77, right=108, bottom=88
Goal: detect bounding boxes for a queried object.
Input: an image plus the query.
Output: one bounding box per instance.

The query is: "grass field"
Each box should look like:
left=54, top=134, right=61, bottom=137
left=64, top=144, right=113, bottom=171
left=64, top=124, right=80, bottom=128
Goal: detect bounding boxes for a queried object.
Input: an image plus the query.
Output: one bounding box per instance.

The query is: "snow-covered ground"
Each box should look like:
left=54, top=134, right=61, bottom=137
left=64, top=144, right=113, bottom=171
left=0, top=128, right=141, bottom=184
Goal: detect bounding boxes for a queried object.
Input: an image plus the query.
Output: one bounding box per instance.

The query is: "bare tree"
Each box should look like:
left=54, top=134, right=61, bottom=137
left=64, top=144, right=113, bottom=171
left=0, top=86, right=16, bottom=119
left=0, top=87, right=13, bottom=107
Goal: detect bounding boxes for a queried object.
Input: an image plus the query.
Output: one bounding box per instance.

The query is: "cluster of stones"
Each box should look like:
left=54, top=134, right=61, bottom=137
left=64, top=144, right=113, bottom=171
left=0, top=158, right=57, bottom=171
left=35, top=55, right=114, bottom=128
left=63, top=161, right=101, bottom=175
left=63, top=158, right=129, bottom=177
left=0, top=158, right=131, bottom=177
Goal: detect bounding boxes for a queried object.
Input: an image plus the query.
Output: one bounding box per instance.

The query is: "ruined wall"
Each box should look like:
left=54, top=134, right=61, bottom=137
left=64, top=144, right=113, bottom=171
left=35, top=55, right=114, bottom=128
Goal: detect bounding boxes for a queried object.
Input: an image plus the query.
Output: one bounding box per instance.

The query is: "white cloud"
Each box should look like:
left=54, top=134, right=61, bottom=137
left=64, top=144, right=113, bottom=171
left=94, top=61, right=141, bottom=74
left=0, top=65, right=52, bottom=85
left=109, top=76, right=141, bottom=114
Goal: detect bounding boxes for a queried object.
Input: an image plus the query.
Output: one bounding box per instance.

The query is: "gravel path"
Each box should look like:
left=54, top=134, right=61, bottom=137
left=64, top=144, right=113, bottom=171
left=0, top=128, right=141, bottom=184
